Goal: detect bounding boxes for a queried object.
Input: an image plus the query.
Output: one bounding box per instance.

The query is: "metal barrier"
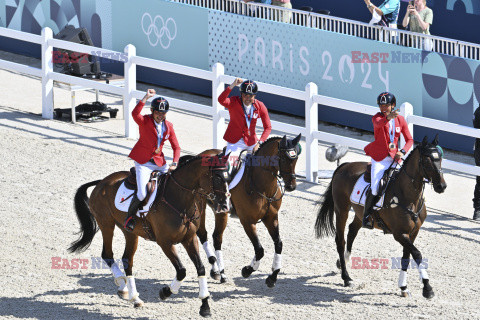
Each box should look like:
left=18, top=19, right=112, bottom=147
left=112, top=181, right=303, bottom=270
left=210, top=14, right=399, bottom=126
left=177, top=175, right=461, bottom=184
left=1, top=26, right=480, bottom=182
left=173, top=0, right=480, bottom=61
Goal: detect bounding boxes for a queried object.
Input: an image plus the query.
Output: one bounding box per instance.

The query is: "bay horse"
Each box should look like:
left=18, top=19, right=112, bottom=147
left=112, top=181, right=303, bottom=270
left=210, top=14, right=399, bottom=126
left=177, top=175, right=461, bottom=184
left=195, top=134, right=301, bottom=288
left=68, top=153, right=230, bottom=317
left=315, top=135, right=447, bottom=298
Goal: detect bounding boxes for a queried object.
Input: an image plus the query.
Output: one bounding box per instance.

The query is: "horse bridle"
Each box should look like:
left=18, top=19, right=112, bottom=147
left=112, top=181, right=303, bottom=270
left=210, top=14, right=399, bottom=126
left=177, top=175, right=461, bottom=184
left=403, top=145, right=443, bottom=186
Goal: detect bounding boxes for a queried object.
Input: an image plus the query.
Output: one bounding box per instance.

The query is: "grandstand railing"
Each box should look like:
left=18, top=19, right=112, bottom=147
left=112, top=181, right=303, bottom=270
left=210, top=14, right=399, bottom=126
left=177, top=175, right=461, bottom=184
left=173, top=0, right=480, bottom=61
left=1, top=26, right=480, bottom=182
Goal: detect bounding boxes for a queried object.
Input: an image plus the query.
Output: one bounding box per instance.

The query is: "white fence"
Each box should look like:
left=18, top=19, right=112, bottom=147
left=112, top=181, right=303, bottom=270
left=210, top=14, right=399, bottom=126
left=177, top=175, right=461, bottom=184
left=173, top=0, right=480, bottom=61
left=1, top=26, right=480, bottom=181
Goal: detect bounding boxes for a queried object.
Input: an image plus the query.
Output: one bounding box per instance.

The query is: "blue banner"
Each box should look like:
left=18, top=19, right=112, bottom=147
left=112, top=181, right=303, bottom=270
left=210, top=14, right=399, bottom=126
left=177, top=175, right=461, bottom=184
left=112, top=0, right=209, bottom=70
left=209, top=10, right=423, bottom=114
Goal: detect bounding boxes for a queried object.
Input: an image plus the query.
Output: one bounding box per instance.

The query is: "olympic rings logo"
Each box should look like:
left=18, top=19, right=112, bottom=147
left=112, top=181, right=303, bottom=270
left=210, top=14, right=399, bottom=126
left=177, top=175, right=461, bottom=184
left=141, top=13, right=177, bottom=49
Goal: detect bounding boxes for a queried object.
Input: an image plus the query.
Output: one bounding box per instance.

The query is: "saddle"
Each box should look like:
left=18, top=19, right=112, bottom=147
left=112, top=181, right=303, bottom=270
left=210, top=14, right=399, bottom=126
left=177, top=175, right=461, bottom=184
left=124, top=167, right=164, bottom=207
left=364, top=164, right=398, bottom=198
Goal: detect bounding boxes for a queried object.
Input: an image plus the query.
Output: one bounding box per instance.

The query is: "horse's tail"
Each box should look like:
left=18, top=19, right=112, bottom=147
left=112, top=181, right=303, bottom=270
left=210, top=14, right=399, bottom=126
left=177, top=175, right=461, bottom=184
left=68, top=180, right=101, bottom=253
left=314, top=163, right=348, bottom=238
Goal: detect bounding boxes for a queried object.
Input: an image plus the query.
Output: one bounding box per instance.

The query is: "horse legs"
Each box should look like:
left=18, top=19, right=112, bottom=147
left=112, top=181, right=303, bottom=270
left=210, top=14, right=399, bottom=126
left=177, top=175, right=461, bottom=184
left=182, top=236, right=211, bottom=318
left=212, top=212, right=229, bottom=283
left=393, top=232, right=434, bottom=299
left=334, top=206, right=354, bottom=287
left=97, top=218, right=129, bottom=300
left=197, top=200, right=221, bottom=281
left=263, top=213, right=282, bottom=288
left=240, top=222, right=264, bottom=279
left=121, top=231, right=143, bottom=307
left=158, top=244, right=187, bottom=301
left=337, top=215, right=362, bottom=269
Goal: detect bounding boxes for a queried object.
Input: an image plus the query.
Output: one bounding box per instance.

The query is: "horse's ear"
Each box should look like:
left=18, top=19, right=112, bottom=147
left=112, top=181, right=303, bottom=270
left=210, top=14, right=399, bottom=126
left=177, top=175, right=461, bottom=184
left=292, top=133, right=302, bottom=146
left=280, top=135, right=287, bottom=148
left=422, top=136, right=428, bottom=146
left=432, top=134, right=439, bottom=146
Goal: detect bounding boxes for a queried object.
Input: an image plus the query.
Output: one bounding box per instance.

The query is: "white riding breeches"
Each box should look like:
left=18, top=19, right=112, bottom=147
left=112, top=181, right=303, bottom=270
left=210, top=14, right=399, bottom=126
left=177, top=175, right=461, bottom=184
left=225, top=139, right=255, bottom=174
left=134, top=161, right=168, bottom=201
left=370, top=156, right=395, bottom=196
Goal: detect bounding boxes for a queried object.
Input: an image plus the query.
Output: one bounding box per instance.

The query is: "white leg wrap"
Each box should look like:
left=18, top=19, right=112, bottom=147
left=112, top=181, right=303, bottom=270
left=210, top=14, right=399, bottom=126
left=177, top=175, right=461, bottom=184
left=111, top=262, right=127, bottom=288
left=398, top=270, right=408, bottom=288
left=202, top=241, right=215, bottom=259
left=272, top=253, right=282, bottom=271
left=198, top=276, right=210, bottom=299
left=418, top=268, right=429, bottom=280
left=126, top=276, right=139, bottom=301
left=250, top=256, right=261, bottom=271
left=344, top=251, right=351, bottom=264
left=169, top=278, right=183, bottom=294
left=215, top=250, right=225, bottom=271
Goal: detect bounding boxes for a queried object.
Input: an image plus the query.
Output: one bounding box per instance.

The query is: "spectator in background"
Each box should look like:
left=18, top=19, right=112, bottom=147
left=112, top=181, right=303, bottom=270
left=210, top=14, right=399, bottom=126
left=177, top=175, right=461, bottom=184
left=271, top=0, right=292, bottom=23
left=243, top=0, right=272, bottom=19
left=472, top=104, right=480, bottom=220
left=401, top=0, right=433, bottom=51
left=364, top=0, right=401, bottom=28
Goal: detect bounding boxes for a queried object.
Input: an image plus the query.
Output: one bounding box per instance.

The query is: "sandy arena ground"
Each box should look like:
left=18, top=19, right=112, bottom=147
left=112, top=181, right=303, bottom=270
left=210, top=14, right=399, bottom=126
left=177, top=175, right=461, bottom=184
left=1, top=57, right=480, bottom=319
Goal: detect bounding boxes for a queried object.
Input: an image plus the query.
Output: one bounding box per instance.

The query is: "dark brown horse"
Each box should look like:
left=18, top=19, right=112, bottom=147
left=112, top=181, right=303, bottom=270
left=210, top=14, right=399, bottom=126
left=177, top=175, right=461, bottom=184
left=194, top=134, right=301, bottom=288
left=315, top=135, right=447, bottom=298
left=68, top=153, right=230, bottom=317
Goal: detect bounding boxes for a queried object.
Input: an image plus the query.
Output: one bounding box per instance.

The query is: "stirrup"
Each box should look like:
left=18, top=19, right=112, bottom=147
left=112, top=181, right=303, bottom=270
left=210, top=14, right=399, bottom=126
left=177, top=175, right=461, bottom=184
left=363, top=216, right=374, bottom=229
left=124, top=216, right=136, bottom=232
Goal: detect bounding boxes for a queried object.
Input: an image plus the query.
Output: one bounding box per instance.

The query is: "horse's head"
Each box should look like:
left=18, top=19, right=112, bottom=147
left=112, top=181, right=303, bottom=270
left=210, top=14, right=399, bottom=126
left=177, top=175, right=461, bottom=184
left=277, top=133, right=302, bottom=191
left=201, top=153, right=231, bottom=214
left=419, top=135, right=447, bottom=193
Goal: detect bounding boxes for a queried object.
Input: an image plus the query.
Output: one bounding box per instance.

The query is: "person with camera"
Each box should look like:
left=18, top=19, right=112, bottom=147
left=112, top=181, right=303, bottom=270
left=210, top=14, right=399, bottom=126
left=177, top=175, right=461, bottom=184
left=123, top=89, right=181, bottom=232
left=362, top=92, right=413, bottom=229
left=364, top=0, right=401, bottom=28
left=401, top=0, right=433, bottom=50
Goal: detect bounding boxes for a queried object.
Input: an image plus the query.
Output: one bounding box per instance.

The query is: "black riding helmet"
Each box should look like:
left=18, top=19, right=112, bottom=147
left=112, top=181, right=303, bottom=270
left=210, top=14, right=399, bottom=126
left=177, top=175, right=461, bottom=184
left=151, top=97, right=169, bottom=112
left=377, top=92, right=396, bottom=106
left=240, top=80, right=258, bottom=95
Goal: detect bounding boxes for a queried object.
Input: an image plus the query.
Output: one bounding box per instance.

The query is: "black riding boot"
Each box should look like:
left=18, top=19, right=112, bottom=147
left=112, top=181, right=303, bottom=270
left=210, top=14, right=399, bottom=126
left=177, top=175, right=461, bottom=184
left=124, top=194, right=142, bottom=232
left=363, top=190, right=378, bottom=229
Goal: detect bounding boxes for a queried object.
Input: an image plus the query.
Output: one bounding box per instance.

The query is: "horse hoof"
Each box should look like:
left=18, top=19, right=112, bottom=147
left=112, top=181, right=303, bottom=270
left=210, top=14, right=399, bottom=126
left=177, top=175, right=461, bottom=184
left=336, top=259, right=341, bottom=269
left=199, top=297, right=211, bottom=318
left=241, top=266, right=254, bottom=278
left=344, top=280, right=354, bottom=287
left=423, top=288, right=435, bottom=299
left=265, top=275, right=276, bottom=288
left=220, top=275, right=228, bottom=283
left=117, top=290, right=129, bottom=300
left=134, top=299, right=144, bottom=308
left=401, top=290, right=412, bottom=298
left=210, top=269, right=221, bottom=281
left=159, top=286, right=172, bottom=300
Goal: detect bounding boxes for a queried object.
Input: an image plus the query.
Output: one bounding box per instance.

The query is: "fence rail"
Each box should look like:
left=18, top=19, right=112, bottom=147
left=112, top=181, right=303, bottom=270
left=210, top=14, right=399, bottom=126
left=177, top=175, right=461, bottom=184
left=1, top=26, right=480, bottom=181
left=173, top=0, right=480, bottom=61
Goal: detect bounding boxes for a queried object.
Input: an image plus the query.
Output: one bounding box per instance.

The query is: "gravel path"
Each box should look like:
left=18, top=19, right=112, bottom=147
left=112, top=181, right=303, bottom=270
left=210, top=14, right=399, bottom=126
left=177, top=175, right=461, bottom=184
left=1, top=67, right=479, bottom=319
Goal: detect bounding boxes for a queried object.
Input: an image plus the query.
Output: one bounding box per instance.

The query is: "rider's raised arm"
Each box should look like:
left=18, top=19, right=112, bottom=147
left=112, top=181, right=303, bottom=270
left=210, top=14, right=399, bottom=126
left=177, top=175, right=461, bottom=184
left=132, top=100, right=146, bottom=125
left=218, top=86, right=233, bottom=109
left=168, top=125, right=181, bottom=163
left=372, top=112, right=388, bottom=130
left=258, top=102, right=272, bottom=143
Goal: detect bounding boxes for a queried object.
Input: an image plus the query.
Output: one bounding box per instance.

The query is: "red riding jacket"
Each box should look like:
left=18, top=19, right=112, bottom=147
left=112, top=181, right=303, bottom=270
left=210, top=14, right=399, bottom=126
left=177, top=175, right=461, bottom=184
left=128, top=101, right=181, bottom=166
left=218, top=87, right=272, bottom=146
left=364, top=112, right=413, bottom=162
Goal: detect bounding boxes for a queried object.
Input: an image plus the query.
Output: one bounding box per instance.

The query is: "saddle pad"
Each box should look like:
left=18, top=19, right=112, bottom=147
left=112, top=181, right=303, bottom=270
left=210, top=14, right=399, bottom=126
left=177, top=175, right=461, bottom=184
left=350, top=174, right=385, bottom=209
left=114, top=181, right=158, bottom=216
left=229, top=162, right=245, bottom=190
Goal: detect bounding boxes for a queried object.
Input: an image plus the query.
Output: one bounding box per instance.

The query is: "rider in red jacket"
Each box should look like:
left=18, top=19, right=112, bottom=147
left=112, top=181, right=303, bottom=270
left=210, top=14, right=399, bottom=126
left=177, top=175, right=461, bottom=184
left=362, top=92, right=413, bottom=228
left=218, top=78, right=272, bottom=172
left=124, top=89, right=181, bottom=232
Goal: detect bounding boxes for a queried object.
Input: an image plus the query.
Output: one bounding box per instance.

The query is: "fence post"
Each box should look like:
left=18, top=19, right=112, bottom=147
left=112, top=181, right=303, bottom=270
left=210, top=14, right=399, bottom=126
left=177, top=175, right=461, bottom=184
left=212, top=63, right=225, bottom=149
left=305, top=82, right=318, bottom=183
left=400, top=102, right=414, bottom=150
left=124, top=44, right=137, bottom=139
left=41, top=27, right=53, bottom=119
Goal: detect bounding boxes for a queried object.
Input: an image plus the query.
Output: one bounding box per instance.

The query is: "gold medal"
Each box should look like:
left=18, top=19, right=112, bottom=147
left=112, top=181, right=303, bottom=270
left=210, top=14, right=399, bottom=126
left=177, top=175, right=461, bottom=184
left=389, top=143, right=395, bottom=150
left=155, top=147, right=161, bottom=154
